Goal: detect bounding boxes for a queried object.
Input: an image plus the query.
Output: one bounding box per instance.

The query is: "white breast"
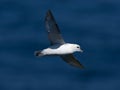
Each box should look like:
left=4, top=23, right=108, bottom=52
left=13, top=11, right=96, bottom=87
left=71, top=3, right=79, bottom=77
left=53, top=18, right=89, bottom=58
left=42, top=43, right=74, bottom=55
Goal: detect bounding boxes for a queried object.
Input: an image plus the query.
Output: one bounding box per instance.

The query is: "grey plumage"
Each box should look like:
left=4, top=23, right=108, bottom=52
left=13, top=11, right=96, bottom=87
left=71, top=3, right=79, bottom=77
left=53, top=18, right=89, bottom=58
left=45, top=10, right=65, bottom=45
left=35, top=10, right=84, bottom=69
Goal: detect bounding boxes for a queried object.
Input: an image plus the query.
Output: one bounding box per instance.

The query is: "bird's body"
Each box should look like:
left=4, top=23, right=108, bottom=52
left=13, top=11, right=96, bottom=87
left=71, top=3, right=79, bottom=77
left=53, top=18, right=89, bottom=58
left=40, top=43, right=83, bottom=56
left=35, top=10, right=85, bottom=69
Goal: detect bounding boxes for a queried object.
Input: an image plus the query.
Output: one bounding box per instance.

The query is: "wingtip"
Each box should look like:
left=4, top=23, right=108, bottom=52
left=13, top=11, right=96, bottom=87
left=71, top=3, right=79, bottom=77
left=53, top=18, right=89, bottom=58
left=78, top=63, right=85, bottom=69
left=75, top=63, right=85, bottom=69
left=79, top=65, right=85, bottom=69
left=47, top=9, right=52, bottom=13
left=45, top=9, right=54, bottom=21
left=46, top=9, right=52, bottom=16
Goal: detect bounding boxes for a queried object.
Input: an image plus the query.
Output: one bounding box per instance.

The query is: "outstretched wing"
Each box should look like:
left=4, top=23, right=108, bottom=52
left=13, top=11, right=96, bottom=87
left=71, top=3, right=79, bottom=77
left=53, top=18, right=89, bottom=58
left=45, top=10, right=65, bottom=45
left=60, top=54, right=84, bottom=69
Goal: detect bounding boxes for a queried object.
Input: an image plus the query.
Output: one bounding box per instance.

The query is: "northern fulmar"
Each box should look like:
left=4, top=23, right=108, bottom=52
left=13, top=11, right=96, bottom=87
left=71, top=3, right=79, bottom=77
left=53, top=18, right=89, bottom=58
left=35, top=10, right=84, bottom=69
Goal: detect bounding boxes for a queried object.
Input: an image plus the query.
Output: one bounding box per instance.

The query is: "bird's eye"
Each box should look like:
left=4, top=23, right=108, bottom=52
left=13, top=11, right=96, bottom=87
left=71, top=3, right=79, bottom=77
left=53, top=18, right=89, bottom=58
left=77, top=46, right=79, bottom=48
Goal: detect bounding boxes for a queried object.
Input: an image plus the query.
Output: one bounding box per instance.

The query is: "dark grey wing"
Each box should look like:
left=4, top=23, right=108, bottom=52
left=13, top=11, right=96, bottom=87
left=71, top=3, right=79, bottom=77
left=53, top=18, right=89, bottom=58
left=45, top=10, right=65, bottom=45
left=61, top=54, right=84, bottom=69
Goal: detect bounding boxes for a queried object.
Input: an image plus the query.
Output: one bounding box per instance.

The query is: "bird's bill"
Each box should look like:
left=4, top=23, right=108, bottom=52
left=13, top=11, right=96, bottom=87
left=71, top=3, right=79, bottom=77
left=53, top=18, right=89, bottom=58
left=79, top=49, right=83, bottom=52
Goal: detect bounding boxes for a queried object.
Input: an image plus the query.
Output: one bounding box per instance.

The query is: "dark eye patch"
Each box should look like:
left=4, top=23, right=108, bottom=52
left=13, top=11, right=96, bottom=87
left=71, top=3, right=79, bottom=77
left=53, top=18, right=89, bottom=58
left=77, top=46, right=79, bottom=48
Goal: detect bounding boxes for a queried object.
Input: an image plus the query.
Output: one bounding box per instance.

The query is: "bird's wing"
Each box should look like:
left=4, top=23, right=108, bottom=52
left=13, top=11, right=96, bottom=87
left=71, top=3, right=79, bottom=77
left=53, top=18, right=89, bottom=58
left=45, top=10, right=65, bottom=45
left=60, top=54, right=84, bottom=69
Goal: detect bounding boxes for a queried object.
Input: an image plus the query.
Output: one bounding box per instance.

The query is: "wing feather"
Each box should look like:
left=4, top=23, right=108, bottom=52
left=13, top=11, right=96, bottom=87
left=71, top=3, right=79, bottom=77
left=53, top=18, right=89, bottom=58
left=45, top=10, right=65, bottom=45
left=61, top=54, right=84, bottom=69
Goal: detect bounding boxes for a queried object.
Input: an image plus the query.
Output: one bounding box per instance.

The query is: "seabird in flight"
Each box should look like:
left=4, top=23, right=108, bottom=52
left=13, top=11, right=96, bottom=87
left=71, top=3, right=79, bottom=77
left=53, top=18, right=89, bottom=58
left=35, top=10, right=84, bottom=69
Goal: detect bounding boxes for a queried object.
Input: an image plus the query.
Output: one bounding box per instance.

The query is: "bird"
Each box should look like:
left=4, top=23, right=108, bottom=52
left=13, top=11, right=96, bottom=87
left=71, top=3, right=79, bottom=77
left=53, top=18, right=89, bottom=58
left=34, top=10, right=84, bottom=69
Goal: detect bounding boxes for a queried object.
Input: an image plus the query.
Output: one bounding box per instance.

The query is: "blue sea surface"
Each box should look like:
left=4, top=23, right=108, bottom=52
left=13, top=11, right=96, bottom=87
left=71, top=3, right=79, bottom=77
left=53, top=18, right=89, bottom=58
left=0, top=0, right=120, bottom=90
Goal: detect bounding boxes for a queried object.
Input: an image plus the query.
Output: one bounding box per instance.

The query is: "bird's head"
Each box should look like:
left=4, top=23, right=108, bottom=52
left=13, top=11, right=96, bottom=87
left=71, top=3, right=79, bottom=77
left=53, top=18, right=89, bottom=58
left=72, top=44, right=83, bottom=53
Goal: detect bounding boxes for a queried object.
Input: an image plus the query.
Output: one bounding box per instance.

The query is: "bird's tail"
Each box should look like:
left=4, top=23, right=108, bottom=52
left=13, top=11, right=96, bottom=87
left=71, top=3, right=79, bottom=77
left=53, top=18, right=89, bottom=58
left=34, top=50, right=44, bottom=57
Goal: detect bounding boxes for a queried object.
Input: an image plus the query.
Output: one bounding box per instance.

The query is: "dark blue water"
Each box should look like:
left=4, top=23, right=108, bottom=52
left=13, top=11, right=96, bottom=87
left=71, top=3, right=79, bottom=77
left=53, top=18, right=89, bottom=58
left=0, top=0, right=120, bottom=90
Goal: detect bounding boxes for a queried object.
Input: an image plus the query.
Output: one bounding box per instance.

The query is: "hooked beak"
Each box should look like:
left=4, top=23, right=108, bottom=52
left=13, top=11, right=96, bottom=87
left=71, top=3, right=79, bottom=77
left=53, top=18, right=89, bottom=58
left=79, top=49, right=83, bottom=53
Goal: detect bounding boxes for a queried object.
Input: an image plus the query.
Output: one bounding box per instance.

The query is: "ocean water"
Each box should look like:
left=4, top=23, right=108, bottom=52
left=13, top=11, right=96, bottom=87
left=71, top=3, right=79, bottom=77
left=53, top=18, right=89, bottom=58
left=0, top=0, right=120, bottom=90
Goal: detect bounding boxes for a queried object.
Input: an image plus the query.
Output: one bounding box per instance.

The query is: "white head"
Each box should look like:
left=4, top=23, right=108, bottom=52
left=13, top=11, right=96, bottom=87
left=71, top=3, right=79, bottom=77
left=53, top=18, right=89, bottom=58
left=71, top=44, right=83, bottom=53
